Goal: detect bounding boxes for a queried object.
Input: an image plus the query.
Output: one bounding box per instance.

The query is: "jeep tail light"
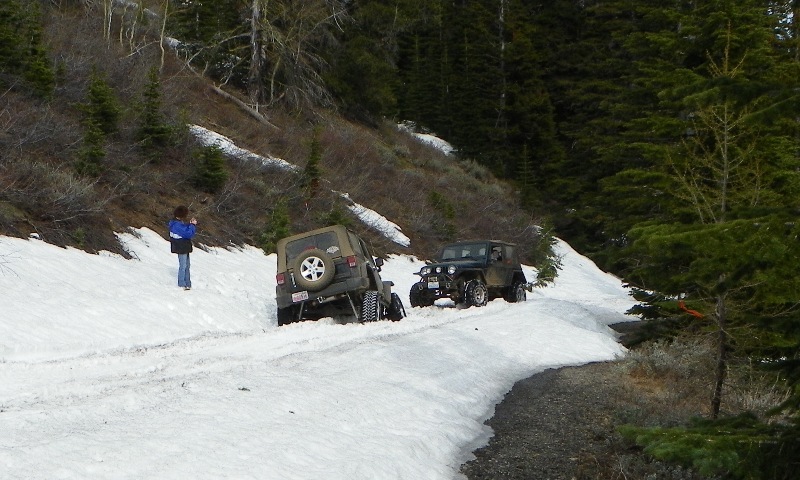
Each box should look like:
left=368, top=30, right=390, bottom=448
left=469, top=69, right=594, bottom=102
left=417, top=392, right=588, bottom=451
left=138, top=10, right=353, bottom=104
left=276, top=272, right=286, bottom=285
left=347, top=255, right=357, bottom=267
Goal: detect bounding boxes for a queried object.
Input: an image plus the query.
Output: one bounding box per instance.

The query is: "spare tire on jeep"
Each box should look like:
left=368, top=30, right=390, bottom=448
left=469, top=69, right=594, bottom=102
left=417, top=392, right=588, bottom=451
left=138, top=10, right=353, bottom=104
left=293, top=248, right=335, bottom=291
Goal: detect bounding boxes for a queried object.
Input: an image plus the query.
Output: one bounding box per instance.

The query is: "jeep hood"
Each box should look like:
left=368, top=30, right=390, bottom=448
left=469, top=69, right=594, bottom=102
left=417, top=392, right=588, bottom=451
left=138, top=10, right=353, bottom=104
left=426, top=258, right=486, bottom=270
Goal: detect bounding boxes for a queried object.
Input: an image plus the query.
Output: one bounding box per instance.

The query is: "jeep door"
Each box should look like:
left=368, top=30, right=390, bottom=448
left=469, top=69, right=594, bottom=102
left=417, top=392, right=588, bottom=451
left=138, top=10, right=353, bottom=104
left=485, top=244, right=513, bottom=287
left=350, top=233, right=382, bottom=291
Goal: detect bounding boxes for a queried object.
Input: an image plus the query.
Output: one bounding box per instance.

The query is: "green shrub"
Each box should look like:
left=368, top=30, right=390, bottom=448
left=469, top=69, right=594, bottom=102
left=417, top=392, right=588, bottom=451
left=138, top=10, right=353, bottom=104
left=620, top=414, right=785, bottom=479
left=302, top=129, right=322, bottom=199
left=428, top=191, right=456, bottom=240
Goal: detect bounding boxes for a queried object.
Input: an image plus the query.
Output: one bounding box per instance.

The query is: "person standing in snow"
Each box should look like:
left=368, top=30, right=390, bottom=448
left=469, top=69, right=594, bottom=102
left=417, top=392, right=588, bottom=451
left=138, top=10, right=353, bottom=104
left=169, top=205, right=197, bottom=290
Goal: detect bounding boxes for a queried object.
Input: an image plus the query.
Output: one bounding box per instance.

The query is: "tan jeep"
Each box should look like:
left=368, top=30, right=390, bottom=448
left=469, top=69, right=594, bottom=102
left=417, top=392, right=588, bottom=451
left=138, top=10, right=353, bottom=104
left=275, top=225, right=405, bottom=325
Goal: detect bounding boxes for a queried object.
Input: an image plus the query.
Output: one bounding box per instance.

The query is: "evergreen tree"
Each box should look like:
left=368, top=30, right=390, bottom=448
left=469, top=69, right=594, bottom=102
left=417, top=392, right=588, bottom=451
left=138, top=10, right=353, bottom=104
left=260, top=200, right=290, bottom=254
left=168, top=0, right=251, bottom=92
left=75, top=120, right=106, bottom=177
left=74, top=69, right=120, bottom=176
left=446, top=0, right=505, bottom=173
left=137, top=66, right=172, bottom=156
left=326, top=0, right=407, bottom=119
left=192, top=145, right=228, bottom=193
left=81, top=69, right=121, bottom=136
left=319, top=205, right=353, bottom=228
left=503, top=0, right=563, bottom=189
left=302, top=129, right=322, bottom=200
left=530, top=0, right=645, bottom=253
left=0, top=0, right=55, bottom=97
left=617, top=2, right=800, bottom=472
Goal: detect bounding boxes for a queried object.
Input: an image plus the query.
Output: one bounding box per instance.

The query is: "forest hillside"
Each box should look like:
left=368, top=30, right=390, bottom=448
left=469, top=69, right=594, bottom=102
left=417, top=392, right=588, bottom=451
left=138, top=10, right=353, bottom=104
left=0, top=1, right=552, bottom=270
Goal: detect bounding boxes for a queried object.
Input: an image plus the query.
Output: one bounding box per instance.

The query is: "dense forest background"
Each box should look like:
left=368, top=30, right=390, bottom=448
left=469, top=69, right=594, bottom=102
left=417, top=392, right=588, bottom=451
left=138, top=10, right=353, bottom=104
left=2, top=0, right=800, bottom=477
left=165, top=0, right=800, bottom=268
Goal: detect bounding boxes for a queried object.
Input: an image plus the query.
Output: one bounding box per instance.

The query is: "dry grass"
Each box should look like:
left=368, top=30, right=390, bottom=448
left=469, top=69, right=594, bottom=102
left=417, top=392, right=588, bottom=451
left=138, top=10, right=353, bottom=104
left=569, top=334, right=794, bottom=479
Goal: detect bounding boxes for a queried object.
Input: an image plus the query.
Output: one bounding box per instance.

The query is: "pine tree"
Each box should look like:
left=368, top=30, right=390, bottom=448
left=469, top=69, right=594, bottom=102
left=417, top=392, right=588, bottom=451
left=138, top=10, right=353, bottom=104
left=503, top=0, right=563, bottom=189
left=302, top=130, right=322, bottom=200
left=75, top=119, right=106, bottom=177
left=137, top=66, right=172, bottom=156
left=192, top=145, right=228, bottom=193
left=0, top=0, right=54, bottom=97
left=74, top=69, right=120, bottom=176
left=618, top=3, right=800, bottom=472
left=81, top=69, right=121, bottom=136
left=260, top=200, right=291, bottom=254
left=530, top=0, right=644, bottom=253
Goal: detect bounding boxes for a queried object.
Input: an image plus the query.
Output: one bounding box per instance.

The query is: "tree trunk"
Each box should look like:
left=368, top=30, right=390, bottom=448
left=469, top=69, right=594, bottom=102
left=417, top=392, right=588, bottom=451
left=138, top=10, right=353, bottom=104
left=710, top=289, right=728, bottom=419
left=248, top=0, right=264, bottom=108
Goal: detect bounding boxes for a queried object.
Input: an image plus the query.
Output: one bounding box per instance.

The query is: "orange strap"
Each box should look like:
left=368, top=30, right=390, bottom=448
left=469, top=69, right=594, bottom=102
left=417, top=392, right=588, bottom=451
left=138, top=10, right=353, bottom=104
left=678, top=300, right=704, bottom=318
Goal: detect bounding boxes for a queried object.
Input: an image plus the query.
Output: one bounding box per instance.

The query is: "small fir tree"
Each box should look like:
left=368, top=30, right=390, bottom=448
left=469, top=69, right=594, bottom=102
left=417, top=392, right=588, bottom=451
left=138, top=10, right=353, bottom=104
left=137, top=67, right=172, bottom=156
left=259, top=201, right=290, bottom=254
left=302, top=130, right=322, bottom=200
left=0, top=0, right=54, bottom=97
left=319, top=205, right=352, bottom=228
left=192, top=145, right=228, bottom=193
left=75, top=119, right=106, bottom=177
left=80, top=69, right=121, bottom=136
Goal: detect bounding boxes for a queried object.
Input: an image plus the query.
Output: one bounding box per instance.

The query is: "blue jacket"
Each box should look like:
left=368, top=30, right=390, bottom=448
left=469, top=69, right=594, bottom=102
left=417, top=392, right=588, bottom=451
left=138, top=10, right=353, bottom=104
left=169, top=219, right=196, bottom=254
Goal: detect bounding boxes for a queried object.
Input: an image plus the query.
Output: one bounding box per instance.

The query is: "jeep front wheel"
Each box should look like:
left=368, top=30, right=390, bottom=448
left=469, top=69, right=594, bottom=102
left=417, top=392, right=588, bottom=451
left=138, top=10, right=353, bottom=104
left=463, top=279, right=488, bottom=307
left=293, top=249, right=335, bottom=291
left=409, top=283, right=434, bottom=307
left=386, top=293, right=406, bottom=321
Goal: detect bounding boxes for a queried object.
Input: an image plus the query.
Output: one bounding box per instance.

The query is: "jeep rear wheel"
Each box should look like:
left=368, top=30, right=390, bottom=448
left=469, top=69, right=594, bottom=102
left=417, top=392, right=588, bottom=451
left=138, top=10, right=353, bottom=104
left=277, top=306, right=298, bottom=326
left=293, top=249, right=335, bottom=291
left=505, top=282, right=527, bottom=303
left=361, top=290, right=381, bottom=322
left=463, top=279, right=488, bottom=307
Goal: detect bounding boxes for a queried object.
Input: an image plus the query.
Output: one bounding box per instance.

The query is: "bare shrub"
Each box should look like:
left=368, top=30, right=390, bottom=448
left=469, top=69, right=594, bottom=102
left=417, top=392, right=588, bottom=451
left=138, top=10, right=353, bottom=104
left=724, top=359, right=792, bottom=421
left=615, top=336, right=718, bottom=424
left=614, top=335, right=792, bottom=430
left=459, top=158, right=494, bottom=182
left=3, top=158, right=108, bottom=222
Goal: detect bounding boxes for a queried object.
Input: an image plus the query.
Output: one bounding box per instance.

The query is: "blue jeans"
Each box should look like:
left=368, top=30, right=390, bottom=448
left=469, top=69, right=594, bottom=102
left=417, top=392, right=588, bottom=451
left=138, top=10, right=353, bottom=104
left=177, top=253, right=191, bottom=288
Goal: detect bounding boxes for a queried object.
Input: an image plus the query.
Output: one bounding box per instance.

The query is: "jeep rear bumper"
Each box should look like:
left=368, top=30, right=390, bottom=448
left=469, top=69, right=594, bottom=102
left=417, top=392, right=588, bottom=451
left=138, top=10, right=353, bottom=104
left=276, top=277, right=371, bottom=309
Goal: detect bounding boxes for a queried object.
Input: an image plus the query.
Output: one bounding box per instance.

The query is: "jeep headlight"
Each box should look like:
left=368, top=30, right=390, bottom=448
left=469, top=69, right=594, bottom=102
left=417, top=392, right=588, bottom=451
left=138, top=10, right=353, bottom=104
left=420, top=266, right=431, bottom=276
left=447, top=265, right=457, bottom=275
left=435, top=266, right=443, bottom=274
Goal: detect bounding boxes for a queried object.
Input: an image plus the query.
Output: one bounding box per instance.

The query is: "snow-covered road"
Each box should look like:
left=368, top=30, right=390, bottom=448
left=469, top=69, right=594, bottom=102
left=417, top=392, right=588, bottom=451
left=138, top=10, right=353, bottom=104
left=1, top=229, right=635, bottom=479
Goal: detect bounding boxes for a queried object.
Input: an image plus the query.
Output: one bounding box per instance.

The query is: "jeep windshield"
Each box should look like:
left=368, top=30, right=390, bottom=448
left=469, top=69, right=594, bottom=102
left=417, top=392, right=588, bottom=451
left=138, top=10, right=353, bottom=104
left=437, top=243, right=488, bottom=261
left=285, top=232, right=341, bottom=265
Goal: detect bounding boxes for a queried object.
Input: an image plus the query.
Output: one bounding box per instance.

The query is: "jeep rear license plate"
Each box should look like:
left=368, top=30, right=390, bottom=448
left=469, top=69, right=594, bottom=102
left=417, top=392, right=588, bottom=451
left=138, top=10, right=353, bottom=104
left=427, top=281, right=439, bottom=289
left=292, top=291, right=309, bottom=302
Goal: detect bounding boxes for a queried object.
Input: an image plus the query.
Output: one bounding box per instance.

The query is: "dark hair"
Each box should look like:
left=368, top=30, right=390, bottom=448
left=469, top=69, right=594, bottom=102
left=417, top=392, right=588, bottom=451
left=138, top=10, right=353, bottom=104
left=174, top=205, right=189, bottom=219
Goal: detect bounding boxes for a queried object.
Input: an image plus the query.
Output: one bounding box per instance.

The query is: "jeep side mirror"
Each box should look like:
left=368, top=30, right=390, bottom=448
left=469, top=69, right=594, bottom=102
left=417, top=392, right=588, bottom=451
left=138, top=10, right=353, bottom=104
left=374, top=257, right=384, bottom=270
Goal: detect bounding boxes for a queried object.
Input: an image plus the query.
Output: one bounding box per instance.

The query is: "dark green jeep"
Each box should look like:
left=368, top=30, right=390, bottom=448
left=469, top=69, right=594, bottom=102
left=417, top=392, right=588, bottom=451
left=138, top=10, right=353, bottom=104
left=409, top=240, right=531, bottom=308
left=275, top=225, right=405, bottom=325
